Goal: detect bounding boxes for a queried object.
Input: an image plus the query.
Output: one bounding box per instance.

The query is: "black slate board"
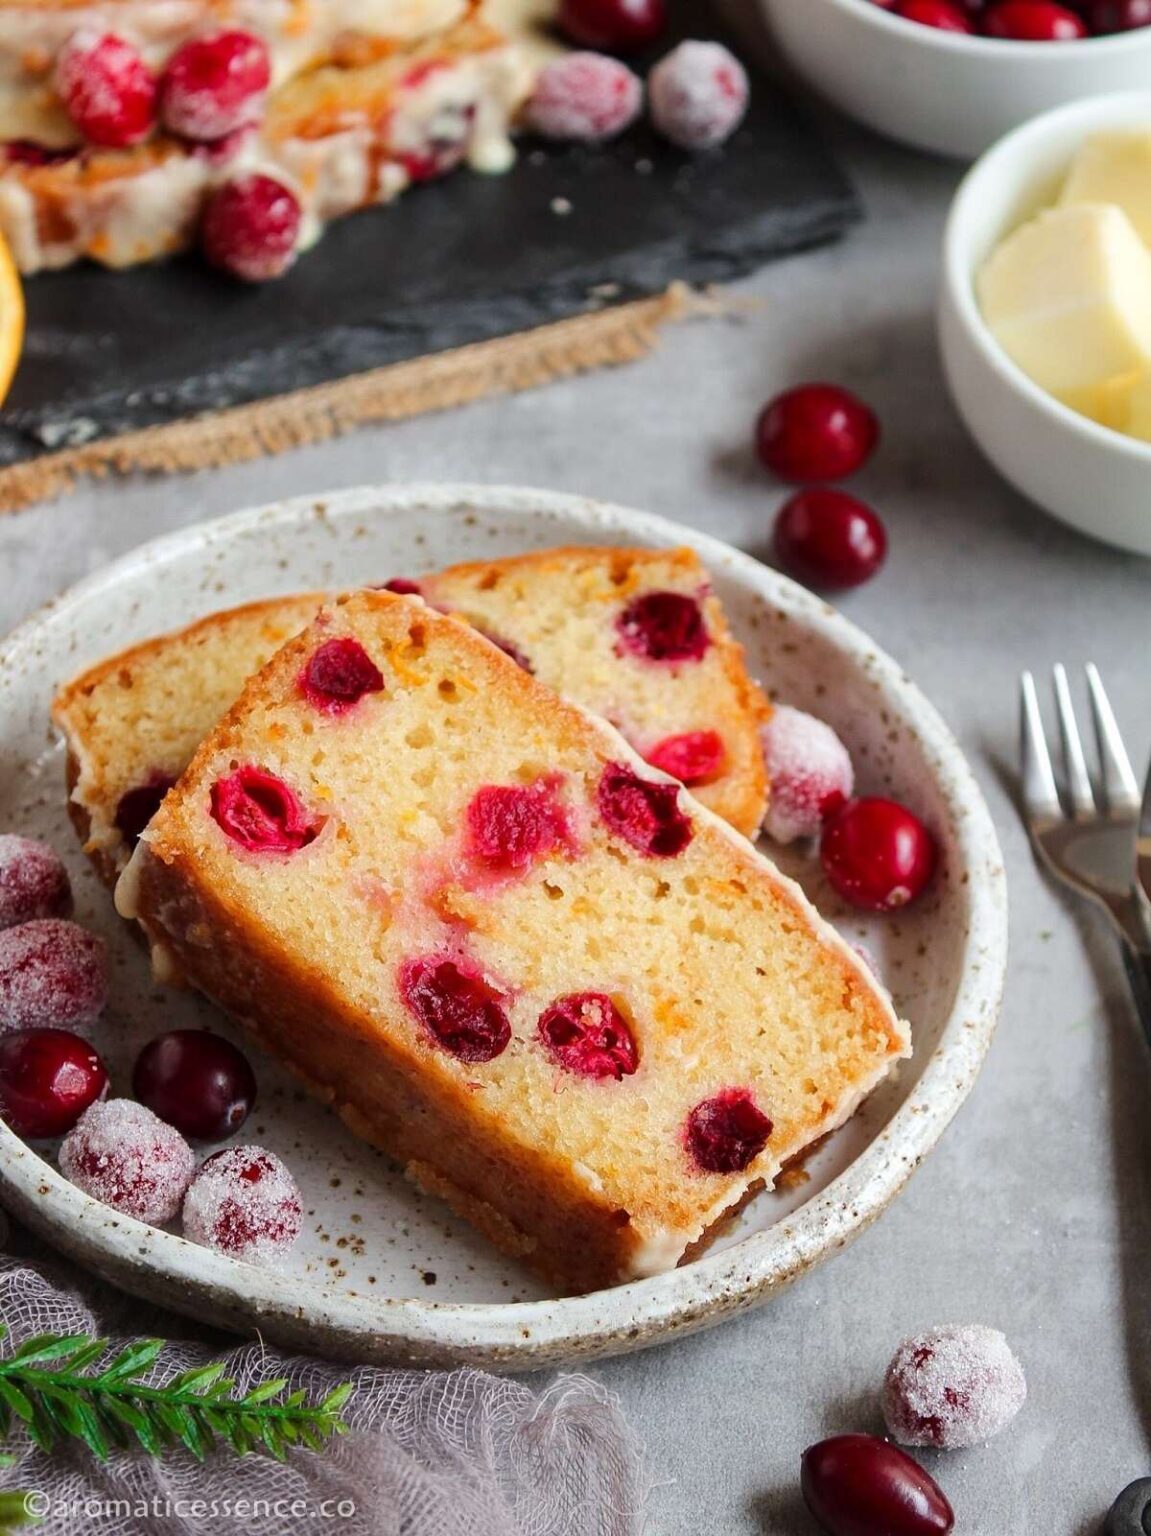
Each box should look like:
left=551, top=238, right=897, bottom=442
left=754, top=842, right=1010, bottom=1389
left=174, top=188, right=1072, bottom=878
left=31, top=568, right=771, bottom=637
left=0, top=11, right=859, bottom=468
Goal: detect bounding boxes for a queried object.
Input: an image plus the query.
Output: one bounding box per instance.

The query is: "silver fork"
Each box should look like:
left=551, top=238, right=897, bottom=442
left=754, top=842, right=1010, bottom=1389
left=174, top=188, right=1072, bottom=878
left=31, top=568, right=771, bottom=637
left=1020, top=664, right=1151, bottom=1044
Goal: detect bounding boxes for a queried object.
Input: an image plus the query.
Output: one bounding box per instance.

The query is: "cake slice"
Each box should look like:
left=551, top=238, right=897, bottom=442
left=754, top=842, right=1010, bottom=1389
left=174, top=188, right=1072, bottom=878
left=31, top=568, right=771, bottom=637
left=117, top=589, right=908, bottom=1292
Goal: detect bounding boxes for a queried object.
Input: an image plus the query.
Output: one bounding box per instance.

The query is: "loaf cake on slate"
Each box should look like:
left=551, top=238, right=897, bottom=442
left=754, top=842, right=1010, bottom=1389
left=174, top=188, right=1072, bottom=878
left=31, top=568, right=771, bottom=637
left=116, top=588, right=908, bottom=1292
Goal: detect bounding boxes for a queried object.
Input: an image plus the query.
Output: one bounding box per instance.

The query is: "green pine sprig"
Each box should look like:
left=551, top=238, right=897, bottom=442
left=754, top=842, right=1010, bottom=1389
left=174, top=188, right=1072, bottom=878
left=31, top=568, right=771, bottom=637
left=0, top=1327, right=352, bottom=1464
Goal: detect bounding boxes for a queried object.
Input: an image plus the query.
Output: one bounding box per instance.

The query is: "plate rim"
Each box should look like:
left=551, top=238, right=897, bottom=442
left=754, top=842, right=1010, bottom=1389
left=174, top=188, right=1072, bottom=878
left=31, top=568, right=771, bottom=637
left=0, top=482, right=1008, bottom=1368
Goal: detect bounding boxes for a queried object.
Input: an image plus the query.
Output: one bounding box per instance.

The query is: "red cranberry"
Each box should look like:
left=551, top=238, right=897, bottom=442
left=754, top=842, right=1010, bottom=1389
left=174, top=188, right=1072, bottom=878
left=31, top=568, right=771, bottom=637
left=617, top=591, right=709, bottom=663
left=381, top=577, right=422, bottom=595
left=399, top=958, right=511, bottom=1063
left=182, top=1145, right=302, bottom=1265
left=645, top=730, right=725, bottom=786
left=59, top=1099, right=195, bottom=1223
left=200, top=173, right=301, bottom=281
left=755, top=384, right=880, bottom=484
left=114, top=773, right=176, bottom=846
left=774, top=488, right=887, bottom=590
left=133, top=1029, right=256, bottom=1142
left=4, top=141, right=78, bottom=166
left=648, top=40, right=748, bottom=150
left=160, top=29, right=270, bottom=142
left=892, top=0, right=974, bottom=26
left=821, top=797, right=937, bottom=912
left=56, top=31, right=157, bottom=147
left=538, top=993, right=638, bottom=1079
left=0, top=1028, right=107, bottom=1139
left=883, top=1325, right=1027, bottom=1450
left=210, top=767, right=321, bottom=854
left=685, top=1088, right=772, bottom=1173
left=557, top=0, right=667, bottom=53
left=801, top=1434, right=954, bottom=1536
left=477, top=629, right=534, bottom=673
left=0, top=837, right=72, bottom=930
left=0, top=919, right=107, bottom=1032
left=1082, top=0, right=1151, bottom=26
left=983, top=0, right=1088, bottom=34
left=523, top=53, right=642, bottom=141
left=466, top=781, right=568, bottom=872
left=597, top=763, right=693, bottom=857
left=300, top=637, right=385, bottom=714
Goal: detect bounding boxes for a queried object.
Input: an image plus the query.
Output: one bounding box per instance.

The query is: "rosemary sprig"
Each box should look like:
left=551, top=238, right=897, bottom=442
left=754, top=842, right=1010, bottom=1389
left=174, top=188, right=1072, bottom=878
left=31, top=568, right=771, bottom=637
left=0, top=1327, right=351, bottom=1464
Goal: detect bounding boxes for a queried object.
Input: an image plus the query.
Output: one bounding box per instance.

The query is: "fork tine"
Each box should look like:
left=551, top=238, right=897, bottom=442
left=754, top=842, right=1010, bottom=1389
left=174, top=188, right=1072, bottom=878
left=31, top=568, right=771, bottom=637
left=1053, top=664, right=1096, bottom=819
left=1020, top=670, right=1061, bottom=820
left=1085, top=663, right=1140, bottom=813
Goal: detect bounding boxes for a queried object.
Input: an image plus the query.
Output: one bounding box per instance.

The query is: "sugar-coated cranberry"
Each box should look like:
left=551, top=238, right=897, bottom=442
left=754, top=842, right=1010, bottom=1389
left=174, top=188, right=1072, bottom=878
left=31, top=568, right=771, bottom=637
left=523, top=53, right=643, bottom=141
left=755, top=384, right=880, bottom=484
left=1082, top=0, right=1151, bottom=26
left=160, top=29, right=270, bottom=142
left=59, top=1099, right=195, bottom=1223
left=538, top=993, right=638, bottom=1079
left=617, top=591, right=709, bottom=663
left=821, top=797, right=937, bottom=912
left=557, top=0, right=667, bottom=53
left=300, top=637, right=385, bottom=714
left=133, top=1029, right=257, bottom=1142
left=0, top=837, right=72, bottom=930
left=982, top=0, right=1088, bottom=34
left=648, top=41, right=748, bottom=151
left=210, top=766, right=321, bottom=854
left=0, top=919, right=107, bottom=1033
left=381, top=577, right=423, bottom=595
left=892, top=0, right=974, bottom=27
left=399, top=957, right=512, bottom=1063
left=645, top=730, right=726, bottom=786
left=56, top=31, right=157, bottom=147
left=0, top=1028, right=107, bottom=1139
left=685, top=1088, right=772, bottom=1173
left=114, top=773, right=176, bottom=847
left=883, top=1325, right=1027, bottom=1450
left=200, top=173, right=301, bottom=281
left=466, top=781, right=568, bottom=872
left=801, top=1434, right=954, bottom=1536
left=182, top=1145, right=302, bottom=1265
left=774, top=488, right=887, bottom=590
left=761, top=706, right=854, bottom=844
left=477, top=629, right=534, bottom=673
left=597, top=763, right=693, bottom=857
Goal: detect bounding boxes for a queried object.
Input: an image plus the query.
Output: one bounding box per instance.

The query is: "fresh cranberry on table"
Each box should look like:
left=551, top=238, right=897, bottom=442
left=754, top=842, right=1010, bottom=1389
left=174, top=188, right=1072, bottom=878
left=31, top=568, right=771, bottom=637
left=821, top=797, right=938, bottom=912
left=0, top=1028, right=107, bottom=1139
left=755, top=384, right=880, bottom=484
left=648, top=41, right=748, bottom=151
left=556, top=0, right=667, bottom=54
left=200, top=173, right=302, bottom=282
left=523, top=53, right=643, bottom=142
left=801, top=1434, right=953, bottom=1536
left=982, top=0, right=1088, bottom=35
left=133, top=1029, right=257, bottom=1142
left=773, top=488, right=887, bottom=590
left=56, top=31, right=157, bottom=147
left=160, top=29, right=271, bottom=142
left=892, top=0, right=974, bottom=29
left=1082, top=0, right=1151, bottom=27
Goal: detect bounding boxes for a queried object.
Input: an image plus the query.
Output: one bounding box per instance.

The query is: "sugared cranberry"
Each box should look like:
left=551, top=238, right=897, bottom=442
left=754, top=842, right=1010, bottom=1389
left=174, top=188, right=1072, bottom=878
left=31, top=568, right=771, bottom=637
left=617, top=591, right=709, bottom=663
left=381, top=578, right=423, bottom=595
left=821, top=797, right=937, bottom=912
left=597, top=763, right=693, bottom=857
left=477, top=629, right=534, bottom=673
left=883, top=1325, right=1027, bottom=1450
left=648, top=41, right=748, bottom=151
left=300, top=637, right=385, bottom=714
left=1082, top=0, right=1151, bottom=26
left=801, top=1435, right=954, bottom=1536
left=645, top=730, right=725, bottom=786
left=466, top=781, right=568, bottom=872
left=761, top=706, right=854, bottom=843
left=0, top=920, right=107, bottom=1033
left=200, top=173, right=301, bottom=282
left=755, top=384, right=880, bottom=484
left=133, top=1029, right=256, bottom=1142
left=685, top=1088, right=772, bottom=1173
left=114, top=773, right=176, bottom=847
left=59, top=1099, right=194, bottom=1223
left=0, top=1028, right=107, bottom=1139
left=774, top=488, right=887, bottom=590
left=538, top=993, right=638, bottom=1079
left=160, top=29, right=270, bottom=142
left=182, top=1145, right=302, bottom=1265
left=56, top=31, right=157, bottom=147
left=523, top=53, right=643, bottom=141
left=210, top=767, right=321, bottom=854
left=557, top=0, right=667, bottom=53
left=399, top=958, right=512, bottom=1063
left=982, top=0, right=1088, bottom=35
left=892, top=0, right=974, bottom=27
left=0, top=837, right=72, bottom=930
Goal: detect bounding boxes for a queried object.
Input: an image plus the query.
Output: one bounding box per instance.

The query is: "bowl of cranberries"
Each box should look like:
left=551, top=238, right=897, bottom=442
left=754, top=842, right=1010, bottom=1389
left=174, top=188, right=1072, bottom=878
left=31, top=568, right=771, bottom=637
left=762, top=0, right=1151, bottom=158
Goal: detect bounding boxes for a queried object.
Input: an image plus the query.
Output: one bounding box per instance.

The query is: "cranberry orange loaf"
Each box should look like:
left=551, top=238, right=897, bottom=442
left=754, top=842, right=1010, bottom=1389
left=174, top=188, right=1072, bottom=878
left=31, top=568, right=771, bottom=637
left=116, top=589, right=908, bottom=1292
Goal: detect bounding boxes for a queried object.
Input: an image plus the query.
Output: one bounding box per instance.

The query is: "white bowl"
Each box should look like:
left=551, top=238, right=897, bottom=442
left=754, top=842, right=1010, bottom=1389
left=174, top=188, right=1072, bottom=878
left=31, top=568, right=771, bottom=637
left=760, top=0, right=1151, bottom=160
left=939, top=91, right=1151, bottom=557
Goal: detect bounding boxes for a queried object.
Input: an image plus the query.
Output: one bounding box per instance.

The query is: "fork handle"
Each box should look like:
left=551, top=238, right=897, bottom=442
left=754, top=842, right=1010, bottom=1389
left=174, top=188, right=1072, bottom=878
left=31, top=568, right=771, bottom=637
left=1120, top=940, right=1151, bottom=1055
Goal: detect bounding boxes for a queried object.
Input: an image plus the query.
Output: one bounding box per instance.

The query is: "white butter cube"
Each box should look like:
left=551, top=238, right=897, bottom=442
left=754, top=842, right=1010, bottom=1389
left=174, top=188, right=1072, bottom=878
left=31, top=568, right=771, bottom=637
left=1060, top=131, right=1151, bottom=247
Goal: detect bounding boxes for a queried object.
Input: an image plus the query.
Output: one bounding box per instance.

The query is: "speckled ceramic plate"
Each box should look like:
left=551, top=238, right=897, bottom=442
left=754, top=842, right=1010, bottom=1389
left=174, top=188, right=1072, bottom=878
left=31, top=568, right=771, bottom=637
left=0, top=485, right=1007, bottom=1369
